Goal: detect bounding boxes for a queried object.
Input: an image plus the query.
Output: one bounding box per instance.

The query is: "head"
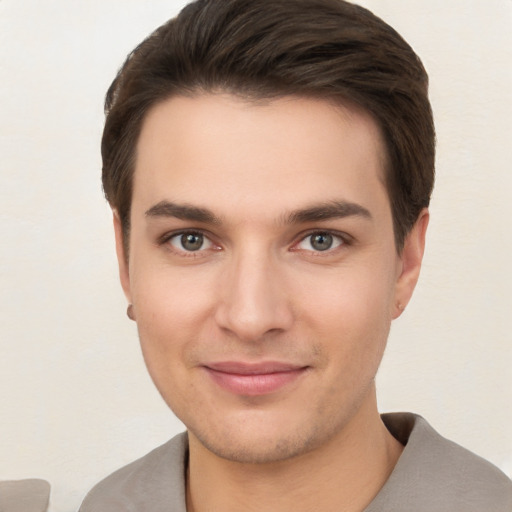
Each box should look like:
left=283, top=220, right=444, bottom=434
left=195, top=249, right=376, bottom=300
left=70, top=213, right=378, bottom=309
left=104, top=0, right=435, bottom=464
left=102, top=0, right=435, bottom=258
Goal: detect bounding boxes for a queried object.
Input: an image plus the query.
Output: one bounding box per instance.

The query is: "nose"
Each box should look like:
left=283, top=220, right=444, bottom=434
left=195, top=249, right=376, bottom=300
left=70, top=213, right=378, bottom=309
left=214, top=249, right=294, bottom=342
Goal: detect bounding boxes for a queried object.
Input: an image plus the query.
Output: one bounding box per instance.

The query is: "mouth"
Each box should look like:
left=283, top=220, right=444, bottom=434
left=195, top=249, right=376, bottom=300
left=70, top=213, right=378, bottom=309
left=202, top=361, right=309, bottom=396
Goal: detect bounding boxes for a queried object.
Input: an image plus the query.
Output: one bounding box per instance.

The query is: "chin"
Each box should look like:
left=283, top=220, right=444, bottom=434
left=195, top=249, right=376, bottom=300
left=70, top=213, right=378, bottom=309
left=186, top=404, right=349, bottom=465
left=193, top=427, right=320, bottom=464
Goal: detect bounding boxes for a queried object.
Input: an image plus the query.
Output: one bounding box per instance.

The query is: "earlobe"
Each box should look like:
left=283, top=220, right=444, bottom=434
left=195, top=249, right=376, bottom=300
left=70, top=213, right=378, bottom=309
left=392, top=208, right=429, bottom=319
left=113, top=211, right=132, bottom=302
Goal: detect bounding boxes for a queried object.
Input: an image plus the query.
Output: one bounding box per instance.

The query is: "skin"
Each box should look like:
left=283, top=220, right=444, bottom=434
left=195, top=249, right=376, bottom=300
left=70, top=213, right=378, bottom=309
left=114, top=94, right=428, bottom=512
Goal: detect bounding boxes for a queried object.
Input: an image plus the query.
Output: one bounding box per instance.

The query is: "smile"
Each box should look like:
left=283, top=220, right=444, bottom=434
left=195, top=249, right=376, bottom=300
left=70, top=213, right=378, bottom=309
left=203, top=362, right=309, bottom=396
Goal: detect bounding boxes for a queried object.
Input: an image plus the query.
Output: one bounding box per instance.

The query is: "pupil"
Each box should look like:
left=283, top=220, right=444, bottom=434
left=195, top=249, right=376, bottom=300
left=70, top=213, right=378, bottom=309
left=311, top=233, right=333, bottom=251
left=182, top=233, right=203, bottom=251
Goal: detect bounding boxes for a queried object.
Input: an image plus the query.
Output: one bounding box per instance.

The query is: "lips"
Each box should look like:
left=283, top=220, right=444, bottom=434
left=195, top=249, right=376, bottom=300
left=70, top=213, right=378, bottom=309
left=203, top=361, right=308, bottom=396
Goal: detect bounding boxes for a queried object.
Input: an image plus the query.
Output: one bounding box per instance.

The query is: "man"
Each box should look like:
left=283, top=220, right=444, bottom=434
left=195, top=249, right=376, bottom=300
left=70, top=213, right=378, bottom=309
left=80, top=0, right=512, bottom=510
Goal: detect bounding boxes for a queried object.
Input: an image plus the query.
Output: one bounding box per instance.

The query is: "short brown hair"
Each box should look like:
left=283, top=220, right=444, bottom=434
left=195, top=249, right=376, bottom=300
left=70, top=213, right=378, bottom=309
left=102, top=0, right=435, bottom=251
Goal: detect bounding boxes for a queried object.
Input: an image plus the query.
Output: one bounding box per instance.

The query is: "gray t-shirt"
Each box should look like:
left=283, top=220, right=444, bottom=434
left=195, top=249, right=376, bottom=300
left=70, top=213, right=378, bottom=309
left=80, top=413, right=512, bottom=511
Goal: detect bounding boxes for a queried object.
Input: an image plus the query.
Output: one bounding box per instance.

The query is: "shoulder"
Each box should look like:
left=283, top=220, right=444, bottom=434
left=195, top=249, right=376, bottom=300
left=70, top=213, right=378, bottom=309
left=79, top=432, right=188, bottom=512
left=368, top=413, right=512, bottom=512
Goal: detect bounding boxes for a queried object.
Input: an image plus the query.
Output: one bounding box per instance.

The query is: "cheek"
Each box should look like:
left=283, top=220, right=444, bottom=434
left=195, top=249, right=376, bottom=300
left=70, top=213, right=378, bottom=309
left=300, top=265, right=394, bottom=365
left=130, top=265, right=216, bottom=375
left=132, top=292, right=203, bottom=413
left=132, top=259, right=215, bottom=324
left=301, top=261, right=395, bottom=321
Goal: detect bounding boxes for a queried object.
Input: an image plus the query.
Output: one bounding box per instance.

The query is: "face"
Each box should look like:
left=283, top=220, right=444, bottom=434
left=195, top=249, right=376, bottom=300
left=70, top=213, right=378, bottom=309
left=116, top=94, right=427, bottom=464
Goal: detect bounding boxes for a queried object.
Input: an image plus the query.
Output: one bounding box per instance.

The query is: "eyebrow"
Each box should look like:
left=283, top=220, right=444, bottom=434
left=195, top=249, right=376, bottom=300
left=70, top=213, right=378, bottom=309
left=145, top=199, right=372, bottom=225
left=285, top=200, right=372, bottom=224
left=145, top=201, right=220, bottom=224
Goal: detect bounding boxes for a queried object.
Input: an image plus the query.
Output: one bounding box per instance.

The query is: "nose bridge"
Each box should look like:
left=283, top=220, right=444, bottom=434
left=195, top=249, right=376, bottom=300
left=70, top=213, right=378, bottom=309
left=215, top=242, right=292, bottom=341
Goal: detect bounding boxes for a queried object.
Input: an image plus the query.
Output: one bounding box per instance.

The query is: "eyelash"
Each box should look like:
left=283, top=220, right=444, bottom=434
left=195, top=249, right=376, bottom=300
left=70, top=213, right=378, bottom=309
left=159, top=230, right=218, bottom=257
left=292, top=229, right=352, bottom=254
left=159, top=229, right=352, bottom=256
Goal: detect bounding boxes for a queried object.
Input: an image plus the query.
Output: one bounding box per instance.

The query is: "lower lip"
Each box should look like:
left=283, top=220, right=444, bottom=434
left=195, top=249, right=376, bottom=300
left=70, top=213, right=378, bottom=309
left=205, top=368, right=307, bottom=396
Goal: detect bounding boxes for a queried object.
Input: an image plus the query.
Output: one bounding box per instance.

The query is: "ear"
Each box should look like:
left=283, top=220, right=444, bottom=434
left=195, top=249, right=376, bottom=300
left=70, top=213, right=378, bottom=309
left=113, top=210, right=132, bottom=302
left=392, top=208, right=429, bottom=319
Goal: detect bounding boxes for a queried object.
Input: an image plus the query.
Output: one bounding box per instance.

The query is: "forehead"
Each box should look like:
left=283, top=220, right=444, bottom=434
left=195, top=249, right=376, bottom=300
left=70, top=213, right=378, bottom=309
left=133, top=94, right=389, bottom=221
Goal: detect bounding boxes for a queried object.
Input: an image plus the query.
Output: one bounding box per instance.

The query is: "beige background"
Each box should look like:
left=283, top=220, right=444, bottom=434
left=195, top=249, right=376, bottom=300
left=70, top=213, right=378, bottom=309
left=1, top=1, right=511, bottom=510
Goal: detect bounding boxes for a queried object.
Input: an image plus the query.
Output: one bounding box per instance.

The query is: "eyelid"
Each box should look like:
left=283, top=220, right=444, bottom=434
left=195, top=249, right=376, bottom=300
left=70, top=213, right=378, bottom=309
left=291, top=229, right=353, bottom=252
left=158, top=229, right=221, bottom=254
left=157, top=227, right=352, bottom=254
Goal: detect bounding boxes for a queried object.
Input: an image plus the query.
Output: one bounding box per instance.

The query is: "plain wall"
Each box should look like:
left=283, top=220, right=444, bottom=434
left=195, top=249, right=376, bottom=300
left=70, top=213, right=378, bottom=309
left=1, top=1, right=511, bottom=510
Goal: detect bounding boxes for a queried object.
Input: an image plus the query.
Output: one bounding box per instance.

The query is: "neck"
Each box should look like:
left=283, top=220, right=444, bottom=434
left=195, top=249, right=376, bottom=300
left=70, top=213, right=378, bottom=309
left=186, top=386, right=402, bottom=512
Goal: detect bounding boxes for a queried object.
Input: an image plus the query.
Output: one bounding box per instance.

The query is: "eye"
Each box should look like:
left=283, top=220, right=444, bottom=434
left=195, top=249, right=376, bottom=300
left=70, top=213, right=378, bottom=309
left=295, top=231, right=345, bottom=252
left=168, top=231, right=213, bottom=252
